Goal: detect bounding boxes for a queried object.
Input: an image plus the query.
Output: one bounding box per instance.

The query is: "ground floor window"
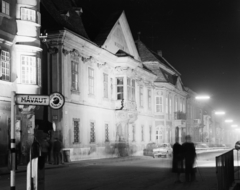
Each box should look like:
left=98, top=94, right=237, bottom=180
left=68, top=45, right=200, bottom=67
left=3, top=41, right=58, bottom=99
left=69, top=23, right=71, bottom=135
left=90, top=121, right=95, bottom=143
left=105, top=124, right=109, bottom=142
left=73, top=119, right=80, bottom=143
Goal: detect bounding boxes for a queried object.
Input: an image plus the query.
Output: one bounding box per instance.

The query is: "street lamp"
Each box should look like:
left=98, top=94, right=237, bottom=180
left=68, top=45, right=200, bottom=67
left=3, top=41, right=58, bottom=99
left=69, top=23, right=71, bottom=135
left=215, top=111, right=225, bottom=115
left=231, top=124, right=238, bottom=127
left=195, top=95, right=210, bottom=100
left=225, top=119, right=233, bottom=123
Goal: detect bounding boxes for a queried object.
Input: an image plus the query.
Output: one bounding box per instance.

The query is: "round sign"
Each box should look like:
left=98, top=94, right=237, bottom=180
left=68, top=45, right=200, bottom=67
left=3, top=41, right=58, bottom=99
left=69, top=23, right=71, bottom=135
left=49, top=92, right=65, bottom=110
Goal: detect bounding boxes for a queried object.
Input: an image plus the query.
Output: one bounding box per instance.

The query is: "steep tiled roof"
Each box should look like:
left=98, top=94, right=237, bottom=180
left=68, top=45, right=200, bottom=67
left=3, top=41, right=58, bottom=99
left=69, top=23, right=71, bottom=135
left=41, top=0, right=89, bottom=39
left=136, top=40, right=180, bottom=85
left=94, top=11, right=122, bottom=46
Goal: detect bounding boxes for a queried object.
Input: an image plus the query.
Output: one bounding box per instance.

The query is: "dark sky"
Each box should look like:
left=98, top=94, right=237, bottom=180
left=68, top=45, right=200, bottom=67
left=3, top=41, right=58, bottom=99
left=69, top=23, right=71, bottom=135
left=77, top=0, right=240, bottom=123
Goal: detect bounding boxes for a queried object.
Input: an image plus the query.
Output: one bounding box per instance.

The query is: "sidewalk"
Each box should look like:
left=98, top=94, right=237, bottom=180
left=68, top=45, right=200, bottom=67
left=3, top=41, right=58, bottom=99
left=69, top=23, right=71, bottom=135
left=0, top=155, right=141, bottom=176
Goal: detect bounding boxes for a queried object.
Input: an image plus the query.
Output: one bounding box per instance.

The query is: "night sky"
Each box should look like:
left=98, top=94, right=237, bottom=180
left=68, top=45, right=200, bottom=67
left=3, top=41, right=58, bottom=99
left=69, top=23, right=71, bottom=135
left=76, top=0, right=240, bottom=123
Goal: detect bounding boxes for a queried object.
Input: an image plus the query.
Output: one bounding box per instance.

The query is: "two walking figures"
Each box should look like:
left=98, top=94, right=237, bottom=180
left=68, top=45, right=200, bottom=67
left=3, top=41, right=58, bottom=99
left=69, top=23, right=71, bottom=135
left=172, top=135, right=197, bottom=183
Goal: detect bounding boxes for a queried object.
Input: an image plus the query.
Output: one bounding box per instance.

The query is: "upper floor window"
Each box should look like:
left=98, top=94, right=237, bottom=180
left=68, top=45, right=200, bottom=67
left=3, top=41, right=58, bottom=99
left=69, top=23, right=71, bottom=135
left=21, top=56, right=36, bottom=84
left=156, top=96, right=163, bottom=113
left=139, top=86, right=143, bottom=107
left=103, top=73, right=108, bottom=98
left=116, top=77, right=124, bottom=100
left=148, top=89, right=152, bottom=110
left=165, top=97, right=168, bottom=114
left=127, top=78, right=135, bottom=101
left=2, top=1, right=9, bottom=15
left=88, top=67, right=94, bottom=95
left=71, top=60, right=79, bottom=91
left=21, top=7, right=36, bottom=22
left=169, top=95, right=172, bottom=115
left=149, top=125, right=152, bottom=141
left=0, top=50, right=10, bottom=81
left=175, top=96, right=178, bottom=112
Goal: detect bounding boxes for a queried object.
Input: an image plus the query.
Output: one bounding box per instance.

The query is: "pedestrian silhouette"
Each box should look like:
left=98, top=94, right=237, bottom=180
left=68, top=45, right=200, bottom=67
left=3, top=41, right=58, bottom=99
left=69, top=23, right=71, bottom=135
left=172, top=141, right=184, bottom=183
left=182, top=135, right=196, bottom=182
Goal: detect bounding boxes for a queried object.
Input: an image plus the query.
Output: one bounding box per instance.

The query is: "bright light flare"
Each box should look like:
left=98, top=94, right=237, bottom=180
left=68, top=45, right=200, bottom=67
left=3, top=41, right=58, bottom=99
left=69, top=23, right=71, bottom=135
left=225, top=119, right=233, bottom=123
left=231, top=125, right=238, bottom=127
left=195, top=96, right=210, bottom=100
left=215, top=111, right=225, bottom=115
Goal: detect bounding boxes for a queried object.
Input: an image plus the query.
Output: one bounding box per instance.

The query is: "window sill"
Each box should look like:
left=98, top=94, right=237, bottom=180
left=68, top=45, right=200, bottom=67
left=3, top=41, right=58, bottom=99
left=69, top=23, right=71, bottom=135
left=0, top=12, right=11, bottom=19
left=71, top=89, right=80, bottom=95
left=16, top=19, right=40, bottom=27
left=88, top=94, right=95, bottom=98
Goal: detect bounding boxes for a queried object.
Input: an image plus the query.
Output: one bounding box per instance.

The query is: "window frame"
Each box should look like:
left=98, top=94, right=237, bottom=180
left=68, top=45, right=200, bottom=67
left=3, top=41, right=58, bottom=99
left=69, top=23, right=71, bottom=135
left=71, top=59, right=79, bottom=92
left=156, top=96, right=163, bottom=113
left=88, top=67, right=94, bottom=95
left=116, top=77, right=124, bottom=100
left=139, top=86, right=143, bottom=108
left=20, top=55, right=37, bottom=85
left=0, top=50, right=10, bottom=81
left=103, top=73, right=108, bottom=98
left=105, top=123, right=109, bottom=142
left=20, top=7, right=36, bottom=22
left=90, top=121, right=95, bottom=143
left=73, top=119, right=80, bottom=143
left=2, top=0, right=9, bottom=16
left=148, top=89, right=152, bottom=110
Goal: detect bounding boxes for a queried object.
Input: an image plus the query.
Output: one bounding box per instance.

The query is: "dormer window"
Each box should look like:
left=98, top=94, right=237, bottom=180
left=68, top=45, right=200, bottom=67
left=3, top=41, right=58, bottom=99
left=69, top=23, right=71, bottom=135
left=21, top=7, right=36, bottom=22
left=2, top=0, right=9, bottom=15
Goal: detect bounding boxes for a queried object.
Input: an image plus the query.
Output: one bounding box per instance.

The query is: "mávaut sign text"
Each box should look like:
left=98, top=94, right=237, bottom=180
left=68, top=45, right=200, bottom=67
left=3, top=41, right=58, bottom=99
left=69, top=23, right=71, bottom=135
left=16, top=94, right=50, bottom=106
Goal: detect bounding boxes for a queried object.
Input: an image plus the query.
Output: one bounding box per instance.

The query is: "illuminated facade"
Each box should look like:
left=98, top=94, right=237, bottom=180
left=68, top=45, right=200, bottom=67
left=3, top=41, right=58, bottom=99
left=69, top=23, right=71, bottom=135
left=0, top=0, right=41, bottom=166
left=41, top=0, right=188, bottom=160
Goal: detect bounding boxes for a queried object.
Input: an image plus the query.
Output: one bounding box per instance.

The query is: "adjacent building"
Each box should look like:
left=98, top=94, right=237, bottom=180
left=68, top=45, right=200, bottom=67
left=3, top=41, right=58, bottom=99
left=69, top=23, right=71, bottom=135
left=0, top=0, right=42, bottom=166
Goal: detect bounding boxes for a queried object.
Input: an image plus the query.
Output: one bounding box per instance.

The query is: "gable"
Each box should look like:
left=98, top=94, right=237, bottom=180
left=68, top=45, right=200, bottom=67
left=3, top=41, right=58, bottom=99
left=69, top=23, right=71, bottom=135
left=176, top=78, right=183, bottom=91
left=97, top=11, right=140, bottom=61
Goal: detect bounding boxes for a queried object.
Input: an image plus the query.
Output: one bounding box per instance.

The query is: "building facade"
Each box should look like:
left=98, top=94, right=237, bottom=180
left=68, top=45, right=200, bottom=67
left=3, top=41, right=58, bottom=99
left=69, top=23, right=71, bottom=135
left=0, top=0, right=42, bottom=166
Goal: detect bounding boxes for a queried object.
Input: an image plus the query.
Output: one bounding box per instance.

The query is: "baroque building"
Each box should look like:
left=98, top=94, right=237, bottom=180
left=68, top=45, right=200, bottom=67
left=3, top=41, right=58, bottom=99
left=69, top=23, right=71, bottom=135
left=0, top=0, right=42, bottom=166
left=40, top=0, right=188, bottom=161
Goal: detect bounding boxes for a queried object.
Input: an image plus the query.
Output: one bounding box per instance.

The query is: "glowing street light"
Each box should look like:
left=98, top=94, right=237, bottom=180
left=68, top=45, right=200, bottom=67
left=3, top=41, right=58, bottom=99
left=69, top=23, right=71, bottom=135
left=225, top=119, right=233, bottom=123
left=195, top=95, right=210, bottom=100
left=215, top=111, right=225, bottom=115
left=231, top=124, right=238, bottom=127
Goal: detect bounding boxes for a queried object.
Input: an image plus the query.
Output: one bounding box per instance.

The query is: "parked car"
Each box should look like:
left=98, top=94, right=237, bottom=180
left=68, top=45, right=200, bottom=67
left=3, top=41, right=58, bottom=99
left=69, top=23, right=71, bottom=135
left=143, top=143, right=172, bottom=158
left=194, top=142, right=209, bottom=149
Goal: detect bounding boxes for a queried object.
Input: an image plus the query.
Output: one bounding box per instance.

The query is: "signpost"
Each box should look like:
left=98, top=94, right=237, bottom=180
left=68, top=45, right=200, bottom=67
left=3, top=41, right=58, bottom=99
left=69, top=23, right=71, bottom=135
left=10, top=92, right=65, bottom=190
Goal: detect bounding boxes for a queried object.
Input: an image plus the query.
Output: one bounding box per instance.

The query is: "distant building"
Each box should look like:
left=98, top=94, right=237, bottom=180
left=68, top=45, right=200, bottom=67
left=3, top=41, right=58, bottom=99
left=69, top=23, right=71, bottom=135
left=0, top=0, right=42, bottom=166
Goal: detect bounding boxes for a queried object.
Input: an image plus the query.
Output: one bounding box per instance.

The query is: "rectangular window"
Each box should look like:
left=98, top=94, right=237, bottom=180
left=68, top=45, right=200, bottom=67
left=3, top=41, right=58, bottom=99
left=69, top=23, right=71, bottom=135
left=127, top=78, right=131, bottom=101
left=73, top=120, right=79, bottom=143
left=132, top=80, right=135, bottom=101
left=166, top=97, right=168, bottom=114
left=71, top=60, right=78, bottom=91
left=180, top=98, right=182, bottom=112
left=139, top=86, right=143, bottom=107
left=21, top=7, right=36, bottom=22
left=21, top=56, right=36, bottom=84
left=116, top=77, right=124, bottom=100
left=103, top=73, right=108, bottom=98
left=175, top=96, right=178, bottom=112
left=1, top=50, right=10, bottom=81
left=169, top=97, right=172, bottom=114
left=148, top=89, right=152, bottom=110
left=90, top=121, right=95, bottom=143
left=2, top=1, right=9, bottom=15
left=132, top=124, right=135, bottom=142
left=156, top=96, right=163, bottom=113
left=105, top=124, right=109, bottom=142
left=88, top=67, right=94, bottom=95
left=149, top=126, right=152, bottom=141
left=141, top=125, right=144, bottom=141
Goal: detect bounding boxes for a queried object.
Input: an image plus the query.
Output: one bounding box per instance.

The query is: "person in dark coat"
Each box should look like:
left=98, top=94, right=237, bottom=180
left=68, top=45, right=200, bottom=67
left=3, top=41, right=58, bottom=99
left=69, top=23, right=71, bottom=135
left=172, top=141, right=184, bottom=183
left=182, top=135, right=197, bottom=182
left=52, top=138, right=62, bottom=165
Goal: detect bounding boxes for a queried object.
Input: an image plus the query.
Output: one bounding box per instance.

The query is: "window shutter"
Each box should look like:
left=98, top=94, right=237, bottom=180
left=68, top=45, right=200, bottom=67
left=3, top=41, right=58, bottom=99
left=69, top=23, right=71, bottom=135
left=37, top=57, right=41, bottom=86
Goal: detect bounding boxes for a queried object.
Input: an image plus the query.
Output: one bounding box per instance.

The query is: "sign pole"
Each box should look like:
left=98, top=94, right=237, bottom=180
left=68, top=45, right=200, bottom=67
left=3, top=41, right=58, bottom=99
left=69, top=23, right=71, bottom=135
left=10, top=91, right=16, bottom=190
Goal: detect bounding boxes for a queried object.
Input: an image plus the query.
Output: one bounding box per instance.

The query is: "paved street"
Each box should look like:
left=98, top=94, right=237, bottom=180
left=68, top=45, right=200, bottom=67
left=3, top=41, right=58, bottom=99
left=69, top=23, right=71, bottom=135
left=0, top=150, right=228, bottom=190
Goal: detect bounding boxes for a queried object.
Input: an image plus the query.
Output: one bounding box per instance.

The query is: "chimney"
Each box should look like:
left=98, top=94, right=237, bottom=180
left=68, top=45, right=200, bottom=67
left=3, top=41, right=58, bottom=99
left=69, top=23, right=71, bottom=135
left=73, top=7, right=83, bottom=16
left=157, top=50, right=162, bottom=57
